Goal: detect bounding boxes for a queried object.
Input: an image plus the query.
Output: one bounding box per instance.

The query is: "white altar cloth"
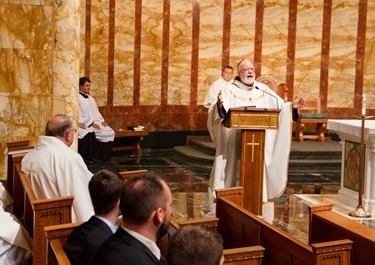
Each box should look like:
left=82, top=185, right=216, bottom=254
left=328, top=119, right=375, bottom=213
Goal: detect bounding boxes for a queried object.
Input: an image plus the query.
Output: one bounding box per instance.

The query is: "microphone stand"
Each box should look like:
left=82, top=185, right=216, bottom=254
left=255, top=86, right=279, bottom=109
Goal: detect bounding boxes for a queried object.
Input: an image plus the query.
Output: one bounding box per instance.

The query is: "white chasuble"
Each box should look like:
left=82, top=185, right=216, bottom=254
left=210, top=80, right=292, bottom=201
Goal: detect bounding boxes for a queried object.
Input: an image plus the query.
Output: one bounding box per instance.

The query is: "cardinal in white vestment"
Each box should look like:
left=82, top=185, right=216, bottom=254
left=0, top=183, right=33, bottom=265
left=78, top=77, right=115, bottom=162
left=210, top=59, right=304, bottom=202
left=21, top=114, right=94, bottom=222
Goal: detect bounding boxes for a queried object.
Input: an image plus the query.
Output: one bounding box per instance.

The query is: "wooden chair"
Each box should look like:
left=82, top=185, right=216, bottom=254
left=294, top=97, right=328, bottom=142
left=256, top=75, right=288, bottom=101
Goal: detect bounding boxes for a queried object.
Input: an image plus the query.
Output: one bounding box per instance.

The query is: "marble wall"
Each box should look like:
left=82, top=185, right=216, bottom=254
left=0, top=0, right=374, bottom=180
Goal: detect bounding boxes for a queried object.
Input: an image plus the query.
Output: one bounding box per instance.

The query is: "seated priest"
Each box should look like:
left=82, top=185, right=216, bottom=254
left=78, top=77, right=115, bottom=163
left=21, top=114, right=94, bottom=222
left=0, top=182, right=33, bottom=265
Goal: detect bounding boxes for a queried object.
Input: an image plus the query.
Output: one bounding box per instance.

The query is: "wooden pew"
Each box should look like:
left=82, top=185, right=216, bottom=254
left=216, top=187, right=352, bottom=265
left=6, top=141, right=32, bottom=199
left=308, top=204, right=375, bottom=265
left=44, top=222, right=83, bottom=265
left=13, top=161, right=73, bottom=265
left=157, top=215, right=265, bottom=264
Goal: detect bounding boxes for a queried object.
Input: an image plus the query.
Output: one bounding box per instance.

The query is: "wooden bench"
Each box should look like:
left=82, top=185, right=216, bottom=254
left=112, top=130, right=148, bottom=157
left=44, top=215, right=263, bottom=265
left=216, top=187, right=352, bottom=265
left=13, top=159, right=73, bottom=265
left=294, top=97, right=328, bottom=142
left=119, top=169, right=149, bottom=181
left=309, top=203, right=375, bottom=265
left=156, top=205, right=264, bottom=264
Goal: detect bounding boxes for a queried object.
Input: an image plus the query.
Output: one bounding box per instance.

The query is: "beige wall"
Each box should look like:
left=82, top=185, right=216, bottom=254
left=0, top=0, right=374, bottom=180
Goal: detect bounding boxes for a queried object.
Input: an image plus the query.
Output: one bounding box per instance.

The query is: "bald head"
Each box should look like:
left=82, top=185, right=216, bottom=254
left=237, top=59, right=256, bottom=85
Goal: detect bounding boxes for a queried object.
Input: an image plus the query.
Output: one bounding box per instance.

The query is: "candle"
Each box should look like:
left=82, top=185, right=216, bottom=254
left=362, top=94, right=366, bottom=116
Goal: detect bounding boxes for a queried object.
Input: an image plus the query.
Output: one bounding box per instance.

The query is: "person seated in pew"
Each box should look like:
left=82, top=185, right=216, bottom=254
left=168, top=225, right=224, bottom=265
left=0, top=182, right=33, bottom=265
left=64, top=169, right=125, bottom=265
left=78, top=77, right=115, bottom=163
left=21, top=114, right=94, bottom=222
left=92, top=173, right=172, bottom=265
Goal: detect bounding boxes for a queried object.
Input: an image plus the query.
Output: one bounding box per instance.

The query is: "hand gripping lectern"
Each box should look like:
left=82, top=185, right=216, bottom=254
left=223, top=107, right=281, bottom=215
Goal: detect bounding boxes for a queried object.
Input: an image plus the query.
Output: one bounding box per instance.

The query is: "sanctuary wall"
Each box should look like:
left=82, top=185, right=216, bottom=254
left=0, top=0, right=374, bottom=180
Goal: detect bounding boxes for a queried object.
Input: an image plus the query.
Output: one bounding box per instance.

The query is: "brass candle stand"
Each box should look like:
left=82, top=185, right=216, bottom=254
left=348, top=113, right=373, bottom=218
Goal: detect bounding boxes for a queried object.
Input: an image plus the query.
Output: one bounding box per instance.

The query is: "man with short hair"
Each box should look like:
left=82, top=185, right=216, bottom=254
left=204, top=66, right=234, bottom=144
left=78, top=77, right=115, bottom=162
left=21, top=114, right=94, bottom=222
left=211, top=59, right=304, bottom=202
left=92, top=173, right=172, bottom=265
left=168, top=225, right=224, bottom=265
left=64, top=169, right=125, bottom=265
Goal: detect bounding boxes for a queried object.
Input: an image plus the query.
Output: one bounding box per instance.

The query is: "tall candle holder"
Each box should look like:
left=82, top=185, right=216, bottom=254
left=348, top=112, right=372, bottom=218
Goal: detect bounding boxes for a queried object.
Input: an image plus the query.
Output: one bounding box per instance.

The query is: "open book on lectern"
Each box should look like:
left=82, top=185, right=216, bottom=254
left=222, top=106, right=281, bottom=129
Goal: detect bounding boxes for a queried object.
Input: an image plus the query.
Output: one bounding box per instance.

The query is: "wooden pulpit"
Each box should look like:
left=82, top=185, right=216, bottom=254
left=223, top=107, right=280, bottom=215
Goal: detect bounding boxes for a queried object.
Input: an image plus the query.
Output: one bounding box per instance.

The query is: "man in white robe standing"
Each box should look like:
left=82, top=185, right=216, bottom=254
left=21, top=114, right=94, bottom=222
left=211, top=59, right=304, bottom=202
left=204, top=66, right=234, bottom=207
left=78, top=77, right=115, bottom=162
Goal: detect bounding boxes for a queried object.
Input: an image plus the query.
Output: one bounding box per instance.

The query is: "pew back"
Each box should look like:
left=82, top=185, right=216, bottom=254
left=13, top=161, right=73, bottom=265
left=216, top=191, right=352, bottom=265
left=309, top=204, right=375, bottom=265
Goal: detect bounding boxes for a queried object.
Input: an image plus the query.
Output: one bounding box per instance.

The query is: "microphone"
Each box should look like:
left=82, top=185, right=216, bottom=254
left=255, top=86, right=279, bottom=109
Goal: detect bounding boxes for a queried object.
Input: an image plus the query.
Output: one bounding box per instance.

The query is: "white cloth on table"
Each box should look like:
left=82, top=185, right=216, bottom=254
left=21, top=136, right=94, bottom=222
left=78, top=92, right=115, bottom=142
left=210, top=80, right=292, bottom=201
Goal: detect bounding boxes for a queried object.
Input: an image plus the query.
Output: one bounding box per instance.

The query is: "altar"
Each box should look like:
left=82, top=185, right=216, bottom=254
left=327, top=119, right=375, bottom=213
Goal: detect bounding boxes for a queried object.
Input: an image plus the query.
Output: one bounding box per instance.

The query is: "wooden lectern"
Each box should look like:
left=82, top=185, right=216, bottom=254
left=223, top=107, right=281, bottom=215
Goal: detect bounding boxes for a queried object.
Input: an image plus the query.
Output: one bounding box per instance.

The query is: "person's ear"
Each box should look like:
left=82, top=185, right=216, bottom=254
left=153, top=207, right=163, bottom=225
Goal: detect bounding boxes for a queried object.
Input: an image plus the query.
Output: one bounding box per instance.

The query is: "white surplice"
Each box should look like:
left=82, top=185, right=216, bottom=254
left=78, top=93, right=115, bottom=142
left=0, top=183, right=33, bottom=265
left=203, top=76, right=233, bottom=144
left=210, top=80, right=292, bottom=201
left=21, top=136, right=94, bottom=222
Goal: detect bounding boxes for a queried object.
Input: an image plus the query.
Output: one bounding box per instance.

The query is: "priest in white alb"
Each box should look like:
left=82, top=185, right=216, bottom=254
left=210, top=59, right=304, bottom=202
left=21, top=114, right=94, bottom=222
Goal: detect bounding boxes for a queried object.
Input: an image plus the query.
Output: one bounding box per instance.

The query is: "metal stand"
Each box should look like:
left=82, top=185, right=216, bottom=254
left=348, top=113, right=373, bottom=218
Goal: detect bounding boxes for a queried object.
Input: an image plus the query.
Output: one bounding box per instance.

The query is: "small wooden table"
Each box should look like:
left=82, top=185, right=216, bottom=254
left=112, top=130, right=148, bottom=157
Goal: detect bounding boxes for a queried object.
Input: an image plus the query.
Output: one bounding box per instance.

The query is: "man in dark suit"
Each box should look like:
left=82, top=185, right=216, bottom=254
left=64, top=169, right=125, bottom=265
left=92, top=173, right=172, bottom=265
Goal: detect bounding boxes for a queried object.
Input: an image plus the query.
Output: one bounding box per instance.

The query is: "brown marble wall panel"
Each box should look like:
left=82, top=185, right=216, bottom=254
left=327, top=2, right=358, bottom=109
left=364, top=0, right=375, bottom=109
left=167, top=0, right=192, bottom=105
left=294, top=0, right=324, bottom=98
left=197, top=0, right=224, bottom=105
left=90, top=0, right=109, bottom=106
left=0, top=4, right=53, bottom=49
left=139, top=0, right=163, bottom=106
left=261, top=0, right=289, bottom=83
left=113, top=0, right=135, bottom=106
left=0, top=49, right=53, bottom=134
left=229, top=0, right=257, bottom=71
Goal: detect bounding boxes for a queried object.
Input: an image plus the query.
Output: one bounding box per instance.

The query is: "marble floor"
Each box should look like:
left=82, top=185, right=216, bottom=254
left=87, top=141, right=373, bottom=245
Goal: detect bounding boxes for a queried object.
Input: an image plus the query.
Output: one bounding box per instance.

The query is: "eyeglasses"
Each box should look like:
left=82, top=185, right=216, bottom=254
left=68, top=128, right=77, bottom=134
left=239, top=68, right=254, bottom=73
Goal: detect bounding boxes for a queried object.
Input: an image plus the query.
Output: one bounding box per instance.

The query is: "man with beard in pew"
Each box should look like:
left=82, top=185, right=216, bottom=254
left=92, top=173, right=172, bottom=265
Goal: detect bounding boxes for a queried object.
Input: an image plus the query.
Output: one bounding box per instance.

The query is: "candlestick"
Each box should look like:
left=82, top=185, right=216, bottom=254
left=362, top=94, right=366, bottom=116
